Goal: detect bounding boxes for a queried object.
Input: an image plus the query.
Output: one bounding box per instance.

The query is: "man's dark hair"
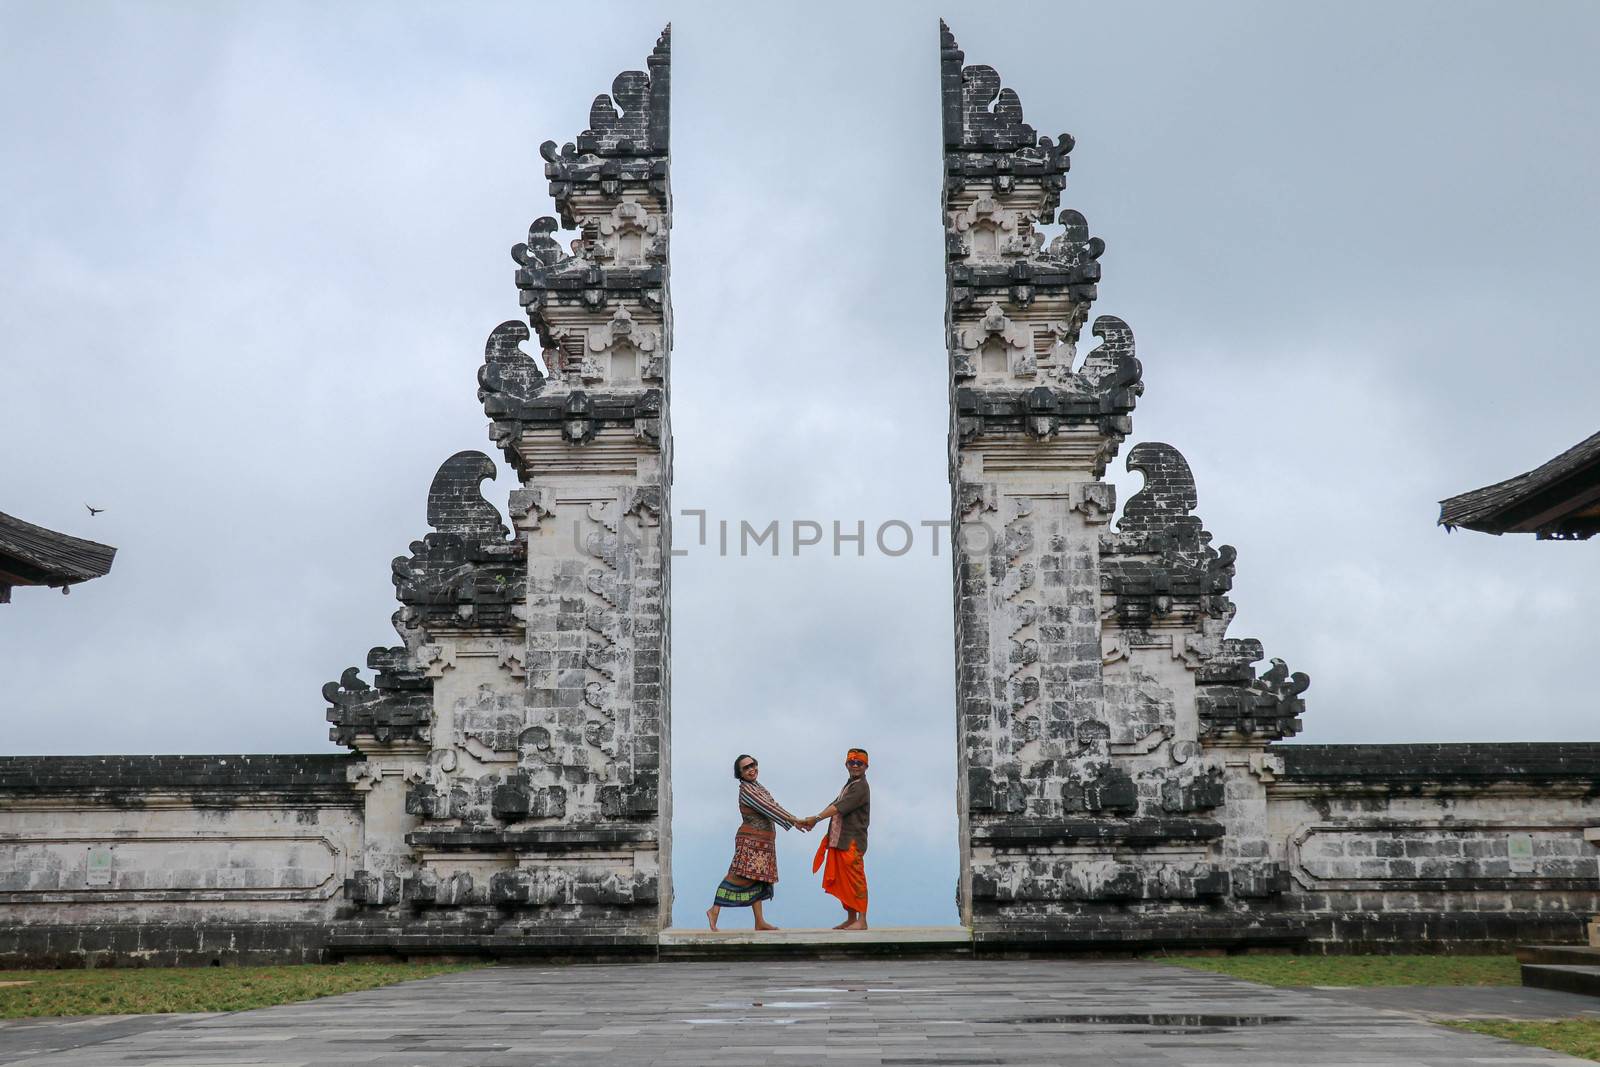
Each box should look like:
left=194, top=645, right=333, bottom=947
left=733, top=754, right=756, bottom=779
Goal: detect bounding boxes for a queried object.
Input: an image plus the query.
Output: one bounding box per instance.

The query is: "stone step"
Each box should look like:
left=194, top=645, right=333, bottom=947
left=1515, top=943, right=1600, bottom=967
left=659, top=925, right=972, bottom=960
left=1521, top=964, right=1600, bottom=998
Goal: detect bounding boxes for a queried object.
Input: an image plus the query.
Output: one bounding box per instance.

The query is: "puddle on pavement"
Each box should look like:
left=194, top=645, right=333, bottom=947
left=773, top=987, right=939, bottom=994
left=1003, top=1012, right=1297, bottom=1034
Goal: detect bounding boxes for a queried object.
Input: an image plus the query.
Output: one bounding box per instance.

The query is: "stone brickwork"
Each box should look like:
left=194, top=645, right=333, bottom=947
left=1270, top=744, right=1600, bottom=949
left=0, top=755, right=362, bottom=966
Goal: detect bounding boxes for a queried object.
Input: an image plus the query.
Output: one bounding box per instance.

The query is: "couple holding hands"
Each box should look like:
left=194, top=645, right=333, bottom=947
left=705, top=748, right=871, bottom=931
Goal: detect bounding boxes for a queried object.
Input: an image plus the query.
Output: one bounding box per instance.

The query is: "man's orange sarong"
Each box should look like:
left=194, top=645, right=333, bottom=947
left=812, top=837, right=867, bottom=914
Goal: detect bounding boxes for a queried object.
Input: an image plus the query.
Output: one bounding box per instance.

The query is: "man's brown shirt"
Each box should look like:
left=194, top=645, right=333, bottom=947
left=827, top=777, right=870, bottom=855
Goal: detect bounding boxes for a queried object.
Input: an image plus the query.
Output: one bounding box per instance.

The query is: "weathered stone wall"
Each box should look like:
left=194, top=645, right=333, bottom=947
left=1268, top=744, right=1600, bottom=950
left=0, top=755, right=361, bottom=966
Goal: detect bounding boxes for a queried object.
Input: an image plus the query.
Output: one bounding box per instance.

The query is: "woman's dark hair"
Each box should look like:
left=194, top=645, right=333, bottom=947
left=733, top=754, right=757, bottom=779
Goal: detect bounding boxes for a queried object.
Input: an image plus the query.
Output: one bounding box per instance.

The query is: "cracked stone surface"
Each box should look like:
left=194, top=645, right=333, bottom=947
left=0, top=959, right=1589, bottom=1065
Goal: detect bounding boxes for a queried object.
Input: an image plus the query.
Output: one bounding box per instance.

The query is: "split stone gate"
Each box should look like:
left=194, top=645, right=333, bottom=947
left=1, top=24, right=1596, bottom=964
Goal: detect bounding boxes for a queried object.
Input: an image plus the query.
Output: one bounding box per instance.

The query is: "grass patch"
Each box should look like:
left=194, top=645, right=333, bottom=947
left=1156, top=953, right=1521, bottom=987
left=1445, top=1019, right=1600, bottom=1061
left=0, top=962, right=479, bottom=1019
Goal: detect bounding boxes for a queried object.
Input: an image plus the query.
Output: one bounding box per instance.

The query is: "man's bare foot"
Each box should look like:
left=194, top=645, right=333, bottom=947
left=832, top=918, right=853, bottom=929
left=842, top=919, right=868, bottom=930
left=705, top=907, right=719, bottom=931
left=754, top=921, right=779, bottom=931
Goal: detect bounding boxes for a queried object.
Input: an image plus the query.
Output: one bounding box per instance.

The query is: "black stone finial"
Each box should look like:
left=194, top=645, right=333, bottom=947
left=1120, top=443, right=1199, bottom=534
left=940, top=20, right=1070, bottom=172
left=426, top=451, right=507, bottom=538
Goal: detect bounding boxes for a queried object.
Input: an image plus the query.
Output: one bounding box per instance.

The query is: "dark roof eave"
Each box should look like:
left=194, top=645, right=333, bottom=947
left=1438, top=429, right=1600, bottom=535
left=0, top=511, right=117, bottom=586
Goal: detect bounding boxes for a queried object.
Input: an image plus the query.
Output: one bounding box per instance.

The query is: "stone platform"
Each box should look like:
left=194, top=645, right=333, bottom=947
left=1, top=958, right=1592, bottom=1065
left=659, top=926, right=973, bottom=959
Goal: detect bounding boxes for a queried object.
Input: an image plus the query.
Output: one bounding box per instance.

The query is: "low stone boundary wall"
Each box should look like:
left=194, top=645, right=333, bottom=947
left=0, top=754, right=361, bottom=967
left=1270, top=743, right=1600, bottom=951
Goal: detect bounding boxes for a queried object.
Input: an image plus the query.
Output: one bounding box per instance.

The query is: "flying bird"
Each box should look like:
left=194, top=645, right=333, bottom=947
left=85, top=504, right=104, bottom=516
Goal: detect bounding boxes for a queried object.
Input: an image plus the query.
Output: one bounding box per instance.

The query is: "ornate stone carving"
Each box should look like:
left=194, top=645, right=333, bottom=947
left=946, top=22, right=1307, bottom=942
left=1100, top=443, right=1236, bottom=625
left=586, top=306, right=662, bottom=382
left=940, top=19, right=1073, bottom=207
left=1197, top=644, right=1310, bottom=741
left=323, top=658, right=431, bottom=749
left=392, top=451, right=525, bottom=635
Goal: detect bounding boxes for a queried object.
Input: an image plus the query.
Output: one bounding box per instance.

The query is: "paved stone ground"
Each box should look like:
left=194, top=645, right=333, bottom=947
left=0, top=959, right=1592, bottom=1065
left=1303, top=983, right=1600, bottom=1022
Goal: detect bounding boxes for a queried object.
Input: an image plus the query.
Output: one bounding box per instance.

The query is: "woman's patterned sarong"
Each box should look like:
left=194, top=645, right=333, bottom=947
left=712, top=877, right=774, bottom=908
left=728, top=826, right=779, bottom=883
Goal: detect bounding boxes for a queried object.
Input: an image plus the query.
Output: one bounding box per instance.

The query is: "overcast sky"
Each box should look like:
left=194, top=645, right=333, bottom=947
left=3, top=1, right=1598, bottom=929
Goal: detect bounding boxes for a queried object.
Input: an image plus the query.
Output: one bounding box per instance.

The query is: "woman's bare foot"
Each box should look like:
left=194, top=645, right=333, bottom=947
left=705, top=907, right=719, bottom=931
left=754, top=921, right=779, bottom=931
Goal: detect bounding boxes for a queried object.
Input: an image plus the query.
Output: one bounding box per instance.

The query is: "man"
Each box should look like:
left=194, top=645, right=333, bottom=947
left=801, top=748, right=870, bottom=930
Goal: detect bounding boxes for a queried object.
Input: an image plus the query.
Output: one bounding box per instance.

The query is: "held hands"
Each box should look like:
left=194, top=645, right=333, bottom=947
left=796, top=816, right=819, bottom=832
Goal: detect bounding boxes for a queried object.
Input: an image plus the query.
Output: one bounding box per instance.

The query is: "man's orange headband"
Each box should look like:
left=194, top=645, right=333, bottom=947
left=846, top=749, right=869, bottom=766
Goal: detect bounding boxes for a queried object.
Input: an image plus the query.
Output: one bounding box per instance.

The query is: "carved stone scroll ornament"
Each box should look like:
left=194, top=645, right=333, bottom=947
left=1101, top=443, right=1310, bottom=737
left=323, top=654, right=431, bottom=749
left=325, top=451, right=527, bottom=751
left=1197, top=642, right=1310, bottom=741
left=1100, top=442, right=1235, bottom=624
left=391, top=451, right=525, bottom=634
left=538, top=25, right=671, bottom=222
left=941, top=22, right=1073, bottom=205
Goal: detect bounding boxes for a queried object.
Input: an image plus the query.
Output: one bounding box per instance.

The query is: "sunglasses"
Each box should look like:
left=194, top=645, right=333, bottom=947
left=738, top=762, right=758, bottom=772
left=846, top=759, right=866, bottom=766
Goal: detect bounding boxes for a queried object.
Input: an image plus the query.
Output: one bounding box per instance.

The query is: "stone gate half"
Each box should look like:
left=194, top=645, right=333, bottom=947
left=940, top=20, right=1598, bottom=952
left=322, top=27, right=675, bottom=954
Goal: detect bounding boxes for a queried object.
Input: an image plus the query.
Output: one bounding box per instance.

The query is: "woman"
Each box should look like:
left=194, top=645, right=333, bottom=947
left=706, top=754, right=806, bottom=931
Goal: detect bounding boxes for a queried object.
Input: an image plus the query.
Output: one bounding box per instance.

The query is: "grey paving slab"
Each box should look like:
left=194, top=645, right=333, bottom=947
left=0, top=1014, right=213, bottom=1062
left=0, top=960, right=1590, bottom=1066
left=1300, top=983, right=1600, bottom=1021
